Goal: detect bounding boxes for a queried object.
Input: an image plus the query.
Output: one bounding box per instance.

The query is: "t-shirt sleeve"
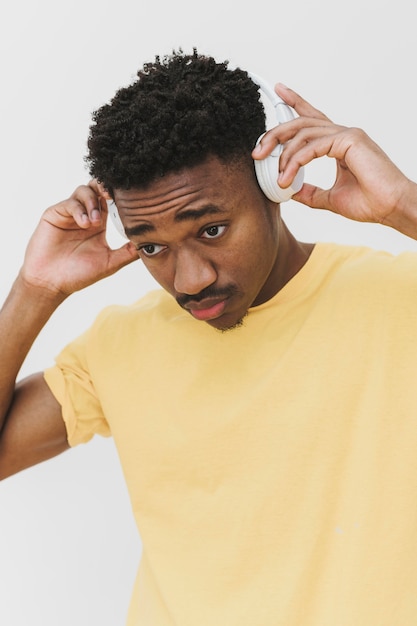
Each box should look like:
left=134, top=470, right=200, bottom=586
left=43, top=328, right=111, bottom=447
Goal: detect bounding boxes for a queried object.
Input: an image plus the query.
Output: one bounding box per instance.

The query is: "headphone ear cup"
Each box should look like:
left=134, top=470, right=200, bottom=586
left=254, top=134, right=304, bottom=203
left=107, top=200, right=128, bottom=238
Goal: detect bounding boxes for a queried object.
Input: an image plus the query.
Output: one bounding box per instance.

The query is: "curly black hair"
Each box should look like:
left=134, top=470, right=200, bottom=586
left=86, top=49, right=266, bottom=195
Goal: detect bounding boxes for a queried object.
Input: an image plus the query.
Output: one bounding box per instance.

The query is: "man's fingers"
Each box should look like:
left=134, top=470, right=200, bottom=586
left=292, top=183, right=331, bottom=211
left=41, top=182, right=114, bottom=234
left=43, top=196, right=103, bottom=231
left=254, top=122, right=349, bottom=189
left=252, top=85, right=333, bottom=162
left=278, top=128, right=342, bottom=185
left=252, top=117, right=336, bottom=161
left=69, top=184, right=104, bottom=226
left=108, top=241, right=140, bottom=272
left=275, top=84, right=331, bottom=122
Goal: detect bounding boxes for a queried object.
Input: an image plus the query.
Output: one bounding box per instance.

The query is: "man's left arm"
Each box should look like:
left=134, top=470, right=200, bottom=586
left=252, top=84, right=417, bottom=240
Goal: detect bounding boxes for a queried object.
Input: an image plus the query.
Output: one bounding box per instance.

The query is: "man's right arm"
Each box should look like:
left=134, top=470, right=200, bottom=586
left=0, top=275, right=70, bottom=479
left=0, top=182, right=138, bottom=480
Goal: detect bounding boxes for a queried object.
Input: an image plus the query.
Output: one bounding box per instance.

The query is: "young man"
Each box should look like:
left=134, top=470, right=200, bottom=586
left=1, top=49, right=417, bottom=625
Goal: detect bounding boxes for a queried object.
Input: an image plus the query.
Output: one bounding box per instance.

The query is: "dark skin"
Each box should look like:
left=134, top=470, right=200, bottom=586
left=114, top=156, right=314, bottom=331
left=1, top=82, right=417, bottom=480
left=0, top=154, right=311, bottom=479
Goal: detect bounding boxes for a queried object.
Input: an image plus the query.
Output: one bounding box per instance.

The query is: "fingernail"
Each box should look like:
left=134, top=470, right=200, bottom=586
left=91, top=209, right=101, bottom=221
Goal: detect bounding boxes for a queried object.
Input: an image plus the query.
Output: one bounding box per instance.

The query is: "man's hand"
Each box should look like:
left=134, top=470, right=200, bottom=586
left=0, top=181, right=138, bottom=475
left=252, top=84, right=417, bottom=239
left=20, top=181, right=138, bottom=298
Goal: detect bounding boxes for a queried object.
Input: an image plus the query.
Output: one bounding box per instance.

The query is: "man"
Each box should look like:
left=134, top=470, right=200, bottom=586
left=1, top=49, right=417, bottom=624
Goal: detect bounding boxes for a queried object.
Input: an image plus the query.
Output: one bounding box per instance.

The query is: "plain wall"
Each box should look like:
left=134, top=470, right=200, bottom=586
left=1, top=0, right=417, bottom=623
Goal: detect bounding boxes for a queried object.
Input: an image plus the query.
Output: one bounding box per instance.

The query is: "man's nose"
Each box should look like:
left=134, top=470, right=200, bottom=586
left=173, top=248, right=217, bottom=295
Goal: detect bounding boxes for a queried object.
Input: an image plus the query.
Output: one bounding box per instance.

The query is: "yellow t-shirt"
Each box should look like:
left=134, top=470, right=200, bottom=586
left=44, top=243, right=417, bottom=626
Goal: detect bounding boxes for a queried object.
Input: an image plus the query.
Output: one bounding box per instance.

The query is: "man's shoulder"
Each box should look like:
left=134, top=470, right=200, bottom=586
left=317, top=241, right=417, bottom=278
left=94, top=288, right=181, bottom=328
left=314, top=242, right=417, bottom=305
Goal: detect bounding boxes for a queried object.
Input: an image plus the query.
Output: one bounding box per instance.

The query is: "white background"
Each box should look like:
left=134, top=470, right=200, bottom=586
left=1, top=0, right=417, bottom=623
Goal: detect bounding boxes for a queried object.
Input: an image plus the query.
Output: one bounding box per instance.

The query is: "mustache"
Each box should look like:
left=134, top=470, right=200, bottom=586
left=176, top=284, right=239, bottom=308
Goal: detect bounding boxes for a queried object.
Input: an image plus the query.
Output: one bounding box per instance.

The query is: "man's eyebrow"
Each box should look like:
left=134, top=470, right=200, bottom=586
left=174, top=204, right=224, bottom=222
left=124, top=223, right=155, bottom=238
left=124, top=205, right=224, bottom=238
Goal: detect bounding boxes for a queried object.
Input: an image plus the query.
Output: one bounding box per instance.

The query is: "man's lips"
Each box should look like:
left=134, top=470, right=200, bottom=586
left=185, top=298, right=227, bottom=321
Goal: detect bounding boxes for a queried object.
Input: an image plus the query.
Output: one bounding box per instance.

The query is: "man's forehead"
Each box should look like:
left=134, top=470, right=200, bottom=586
left=113, top=157, right=244, bottom=216
left=114, top=178, right=201, bottom=210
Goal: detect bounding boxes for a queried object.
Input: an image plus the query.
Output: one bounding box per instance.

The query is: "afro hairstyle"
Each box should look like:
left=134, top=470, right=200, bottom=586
left=86, top=49, right=266, bottom=195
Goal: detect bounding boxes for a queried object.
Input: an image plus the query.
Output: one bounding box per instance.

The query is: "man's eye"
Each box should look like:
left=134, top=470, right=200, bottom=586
left=202, top=225, right=226, bottom=239
left=139, top=243, right=165, bottom=257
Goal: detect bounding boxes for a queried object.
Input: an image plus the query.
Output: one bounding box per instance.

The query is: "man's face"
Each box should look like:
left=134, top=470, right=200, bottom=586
left=113, top=156, right=282, bottom=331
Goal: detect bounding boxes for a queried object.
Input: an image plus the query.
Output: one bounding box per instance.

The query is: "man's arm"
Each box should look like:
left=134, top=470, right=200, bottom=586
left=0, top=374, right=67, bottom=480
left=253, top=83, right=417, bottom=240
left=0, top=183, right=138, bottom=480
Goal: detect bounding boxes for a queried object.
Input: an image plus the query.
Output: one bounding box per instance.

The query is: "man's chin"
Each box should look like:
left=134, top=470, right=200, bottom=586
left=207, top=311, right=248, bottom=333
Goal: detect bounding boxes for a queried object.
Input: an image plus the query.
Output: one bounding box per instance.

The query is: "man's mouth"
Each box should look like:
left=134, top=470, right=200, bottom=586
left=177, top=284, right=239, bottom=322
left=186, top=298, right=227, bottom=321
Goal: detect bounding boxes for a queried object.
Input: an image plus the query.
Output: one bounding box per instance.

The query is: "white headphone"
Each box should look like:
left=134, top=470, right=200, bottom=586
left=107, top=73, right=304, bottom=238
left=248, top=72, right=304, bottom=203
left=107, top=198, right=127, bottom=239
